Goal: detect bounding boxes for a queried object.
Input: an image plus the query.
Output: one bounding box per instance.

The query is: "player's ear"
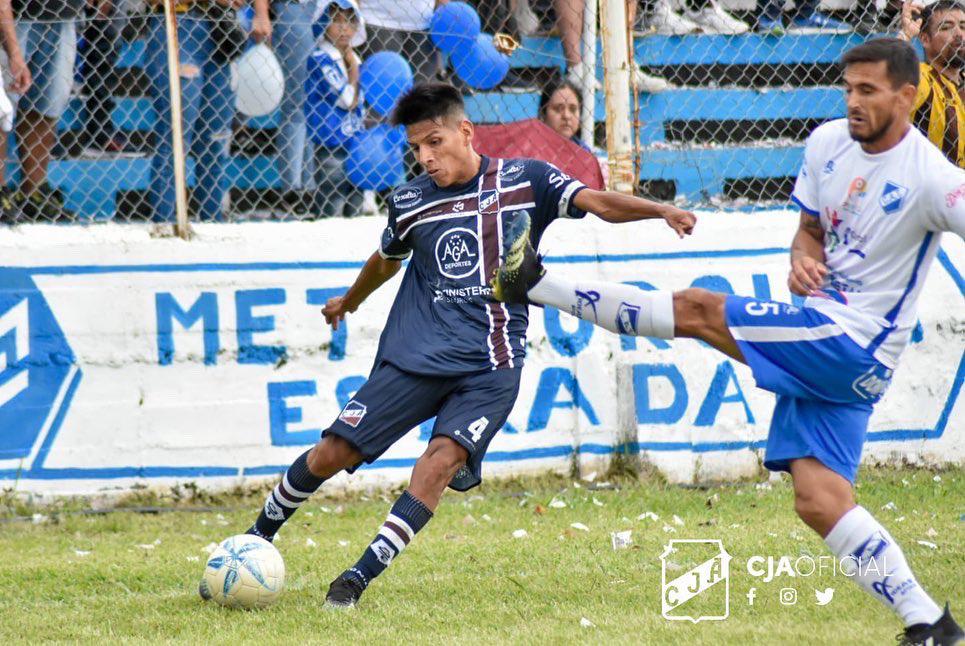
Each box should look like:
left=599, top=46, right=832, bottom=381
left=460, top=119, right=474, bottom=146
left=898, top=82, right=917, bottom=110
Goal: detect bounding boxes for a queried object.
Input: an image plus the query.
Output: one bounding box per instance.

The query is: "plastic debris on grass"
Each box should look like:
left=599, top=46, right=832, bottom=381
left=580, top=617, right=596, bottom=628
left=917, top=540, right=938, bottom=549
left=512, top=529, right=528, bottom=539
left=306, top=538, right=317, bottom=548
left=570, top=523, right=590, bottom=532
left=637, top=511, right=659, bottom=522
left=611, top=530, right=632, bottom=550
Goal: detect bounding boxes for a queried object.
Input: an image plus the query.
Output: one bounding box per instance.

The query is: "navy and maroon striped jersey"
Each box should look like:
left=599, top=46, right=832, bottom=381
left=375, top=156, right=587, bottom=376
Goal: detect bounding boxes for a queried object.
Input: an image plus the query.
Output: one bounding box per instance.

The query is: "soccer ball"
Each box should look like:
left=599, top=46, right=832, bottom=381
left=200, top=534, right=285, bottom=609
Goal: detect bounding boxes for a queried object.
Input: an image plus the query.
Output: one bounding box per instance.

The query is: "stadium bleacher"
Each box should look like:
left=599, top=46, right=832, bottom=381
left=13, top=31, right=904, bottom=220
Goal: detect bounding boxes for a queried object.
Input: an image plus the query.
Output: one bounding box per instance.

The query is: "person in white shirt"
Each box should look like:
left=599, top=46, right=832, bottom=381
left=491, top=38, right=964, bottom=645
left=358, top=0, right=441, bottom=82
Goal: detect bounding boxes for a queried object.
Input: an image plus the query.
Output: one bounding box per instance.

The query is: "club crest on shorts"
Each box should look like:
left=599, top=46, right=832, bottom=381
left=338, top=400, right=367, bottom=428
left=661, top=539, right=731, bottom=622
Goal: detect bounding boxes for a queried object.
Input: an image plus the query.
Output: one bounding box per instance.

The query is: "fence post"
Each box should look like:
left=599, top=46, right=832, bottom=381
left=162, top=0, right=191, bottom=239
left=600, top=0, right=633, bottom=194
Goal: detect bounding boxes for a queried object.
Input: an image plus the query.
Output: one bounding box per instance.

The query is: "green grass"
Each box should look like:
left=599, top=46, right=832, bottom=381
left=1, top=467, right=962, bottom=644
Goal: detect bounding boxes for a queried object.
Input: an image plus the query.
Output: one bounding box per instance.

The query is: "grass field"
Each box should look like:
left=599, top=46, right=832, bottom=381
left=1, top=466, right=962, bottom=644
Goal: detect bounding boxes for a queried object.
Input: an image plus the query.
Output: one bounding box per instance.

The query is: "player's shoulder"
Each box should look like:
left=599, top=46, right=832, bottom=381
left=502, top=157, right=571, bottom=185
left=806, top=119, right=851, bottom=150
left=388, top=174, right=435, bottom=215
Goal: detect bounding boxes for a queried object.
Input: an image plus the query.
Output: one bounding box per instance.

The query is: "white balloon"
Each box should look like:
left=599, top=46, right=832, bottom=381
left=234, top=44, right=285, bottom=118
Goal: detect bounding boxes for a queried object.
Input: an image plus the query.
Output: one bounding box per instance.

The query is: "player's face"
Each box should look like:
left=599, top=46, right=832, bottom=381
left=542, top=87, right=581, bottom=140
left=921, top=10, right=965, bottom=68
left=843, top=62, right=913, bottom=145
left=406, top=117, right=475, bottom=187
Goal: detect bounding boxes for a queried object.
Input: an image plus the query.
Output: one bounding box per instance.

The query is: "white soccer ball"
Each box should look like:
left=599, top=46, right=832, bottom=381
left=201, top=534, right=285, bottom=609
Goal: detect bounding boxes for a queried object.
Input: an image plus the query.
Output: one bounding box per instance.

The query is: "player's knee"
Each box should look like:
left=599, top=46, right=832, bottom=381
left=793, top=488, right=850, bottom=533
left=419, top=438, right=468, bottom=479
left=673, top=288, right=723, bottom=337
left=307, top=436, right=359, bottom=478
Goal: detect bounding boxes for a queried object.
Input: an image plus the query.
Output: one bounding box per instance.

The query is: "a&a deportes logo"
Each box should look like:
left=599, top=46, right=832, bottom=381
left=660, top=539, right=731, bottom=622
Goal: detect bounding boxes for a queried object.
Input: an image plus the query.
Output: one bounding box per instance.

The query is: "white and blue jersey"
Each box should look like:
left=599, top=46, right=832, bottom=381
left=305, top=41, right=364, bottom=148
left=377, top=156, right=587, bottom=376
left=727, top=120, right=965, bottom=482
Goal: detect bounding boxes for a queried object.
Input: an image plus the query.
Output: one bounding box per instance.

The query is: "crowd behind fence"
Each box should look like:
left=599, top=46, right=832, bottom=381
left=0, top=0, right=958, bottom=225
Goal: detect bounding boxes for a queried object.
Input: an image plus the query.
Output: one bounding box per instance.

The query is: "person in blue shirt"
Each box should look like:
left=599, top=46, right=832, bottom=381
left=305, top=0, right=364, bottom=218
left=240, top=83, right=695, bottom=608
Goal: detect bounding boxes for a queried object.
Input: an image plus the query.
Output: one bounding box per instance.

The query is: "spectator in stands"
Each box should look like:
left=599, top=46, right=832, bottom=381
left=306, top=0, right=364, bottom=217
left=81, top=0, right=128, bottom=157
left=900, top=0, right=965, bottom=166
left=636, top=0, right=749, bottom=36
left=552, top=0, right=671, bottom=92
left=146, top=0, right=270, bottom=222
left=269, top=0, right=317, bottom=217
left=538, top=79, right=590, bottom=149
left=359, top=0, right=441, bottom=83
left=0, top=0, right=31, bottom=223
left=11, top=0, right=84, bottom=221
left=757, top=0, right=852, bottom=33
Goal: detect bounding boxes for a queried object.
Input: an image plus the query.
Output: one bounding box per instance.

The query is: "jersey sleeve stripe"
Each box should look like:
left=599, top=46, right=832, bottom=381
left=791, top=194, right=819, bottom=217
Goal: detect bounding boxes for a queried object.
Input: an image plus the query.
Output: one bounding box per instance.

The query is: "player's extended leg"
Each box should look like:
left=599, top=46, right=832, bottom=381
left=791, top=457, right=963, bottom=644
left=246, top=435, right=362, bottom=542
left=491, top=212, right=743, bottom=360
left=325, top=437, right=469, bottom=608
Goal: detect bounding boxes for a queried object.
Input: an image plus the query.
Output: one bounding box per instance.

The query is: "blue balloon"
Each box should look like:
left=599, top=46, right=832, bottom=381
left=360, top=51, right=414, bottom=117
left=451, top=34, right=509, bottom=90
left=346, top=126, right=405, bottom=191
left=429, top=1, right=481, bottom=54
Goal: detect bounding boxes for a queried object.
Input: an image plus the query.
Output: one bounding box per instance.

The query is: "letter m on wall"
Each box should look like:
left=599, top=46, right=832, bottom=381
left=0, top=299, right=29, bottom=409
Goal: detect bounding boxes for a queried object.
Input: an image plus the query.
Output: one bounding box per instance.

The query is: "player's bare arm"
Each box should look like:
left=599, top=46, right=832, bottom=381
left=788, top=212, right=828, bottom=296
left=322, top=251, right=402, bottom=330
left=573, top=188, right=697, bottom=237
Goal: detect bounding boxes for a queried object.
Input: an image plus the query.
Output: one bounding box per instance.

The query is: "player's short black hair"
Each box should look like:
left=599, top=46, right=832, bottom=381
left=920, top=0, right=965, bottom=36
left=841, top=38, right=920, bottom=89
left=391, top=83, right=466, bottom=127
left=538, top=79, right=583, bottom=118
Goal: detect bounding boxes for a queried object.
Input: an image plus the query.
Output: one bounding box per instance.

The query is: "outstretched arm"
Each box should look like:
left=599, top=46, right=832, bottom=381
left=573, top=189, right=697, bottom=237
left=322, top=251, right=402, bottom=330
left=788, top=212, right=828, bottom=296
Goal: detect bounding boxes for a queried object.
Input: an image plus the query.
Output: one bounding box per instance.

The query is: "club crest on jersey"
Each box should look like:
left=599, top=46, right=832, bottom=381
left=616, top=302, right=641, bottom=335
left=479, top=190, right=498, bottom=214
left=500, top=163, right=525, bottom=182
left=435, top=227, right=480, bottom=279
left=339, top=400, right=367, bottom=427
left=393, top=187, right=423, bottom=209
left=879, top=181, right=907, bottom=215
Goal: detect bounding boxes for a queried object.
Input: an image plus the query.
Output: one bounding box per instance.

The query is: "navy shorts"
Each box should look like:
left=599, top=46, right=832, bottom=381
left=725, top=295, right=893, bottom=483
left=323, top=361, right=522, bottom=491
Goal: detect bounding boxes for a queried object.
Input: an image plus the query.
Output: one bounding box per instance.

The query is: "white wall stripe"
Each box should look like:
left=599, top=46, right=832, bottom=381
left=730, top=323, right=843, bottom=343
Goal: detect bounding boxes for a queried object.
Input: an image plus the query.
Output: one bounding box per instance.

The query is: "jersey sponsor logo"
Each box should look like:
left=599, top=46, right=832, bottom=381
left=572, top=290, right=601, bottom=322
left=479, top=189, right=498, bottom=214
left=871, top=575, right=916, bottom=605
left=393, top=187, right=423, bottom=209
left=842, top=177, right=867, bottom=215
left=945, top=182, right=965, bottom=208
left=432, top=285, right=491, bottom=304
left=500, top=162, right=525, bottom=182
left=879, top=181, right=907, bottom=215
left=435, top=228, right=480, bottom=279
left=616, top=302, right=641, bottom=335
left=852, top=364, right=893, bottom=401
left=823, top=160, right=835, bottom=175
left=338, top=399, right=367, bottom=427
left=452, top=201, right=465, bottom=212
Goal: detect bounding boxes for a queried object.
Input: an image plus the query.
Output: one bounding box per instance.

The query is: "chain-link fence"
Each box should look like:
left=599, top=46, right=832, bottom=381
left=0, top=0, right=921, bottom=225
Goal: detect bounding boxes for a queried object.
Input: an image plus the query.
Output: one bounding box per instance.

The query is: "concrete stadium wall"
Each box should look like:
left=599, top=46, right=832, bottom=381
left=0, top=211, right=961, bottom=496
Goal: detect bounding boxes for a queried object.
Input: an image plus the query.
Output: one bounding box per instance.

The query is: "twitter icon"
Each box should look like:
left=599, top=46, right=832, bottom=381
left=815, top=587, right=835, bottom=606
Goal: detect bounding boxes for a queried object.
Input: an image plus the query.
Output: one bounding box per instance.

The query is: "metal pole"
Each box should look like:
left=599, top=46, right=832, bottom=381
left=580, top=0, right=598, bottom=146
left=162, top=0, right=191, bottom=239
left=600, top=0, right=634, bottom=194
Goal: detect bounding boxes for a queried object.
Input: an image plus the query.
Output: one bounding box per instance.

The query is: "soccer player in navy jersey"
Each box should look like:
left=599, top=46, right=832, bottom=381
left=241, top=82, right=696, bottom=608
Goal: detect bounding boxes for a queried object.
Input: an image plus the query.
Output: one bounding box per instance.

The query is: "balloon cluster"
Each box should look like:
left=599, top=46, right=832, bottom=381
left=430, top=2, right=509, bottom=90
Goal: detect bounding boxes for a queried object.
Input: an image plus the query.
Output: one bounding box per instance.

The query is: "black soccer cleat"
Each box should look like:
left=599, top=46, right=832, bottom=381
left=491, top=210, right=545, bottom=304
left=899, top=604, right=964, bottom=646
left=325, top=572, right=365, bottom=609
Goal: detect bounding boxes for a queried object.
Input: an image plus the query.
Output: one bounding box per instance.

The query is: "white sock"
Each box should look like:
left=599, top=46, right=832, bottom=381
left=824, top=505, right=942, bottom=627
left=527, top=273, right=675, bottom=339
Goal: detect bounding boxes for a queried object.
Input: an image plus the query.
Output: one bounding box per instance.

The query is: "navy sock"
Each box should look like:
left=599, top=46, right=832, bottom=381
left=248, top=450, right=325, bottom=541
left=346, top=490, right=433, bottom=589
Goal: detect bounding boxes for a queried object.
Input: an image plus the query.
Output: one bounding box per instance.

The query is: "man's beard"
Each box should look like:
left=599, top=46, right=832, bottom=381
left=848, top=113, right=894, bottom=145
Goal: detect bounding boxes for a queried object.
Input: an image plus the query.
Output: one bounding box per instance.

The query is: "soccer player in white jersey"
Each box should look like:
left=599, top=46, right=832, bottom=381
left=492, top=38, right=963, bottom=645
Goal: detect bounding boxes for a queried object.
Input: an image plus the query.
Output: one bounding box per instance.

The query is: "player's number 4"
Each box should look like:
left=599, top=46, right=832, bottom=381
left=460, top=416, right=490, bottom=444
